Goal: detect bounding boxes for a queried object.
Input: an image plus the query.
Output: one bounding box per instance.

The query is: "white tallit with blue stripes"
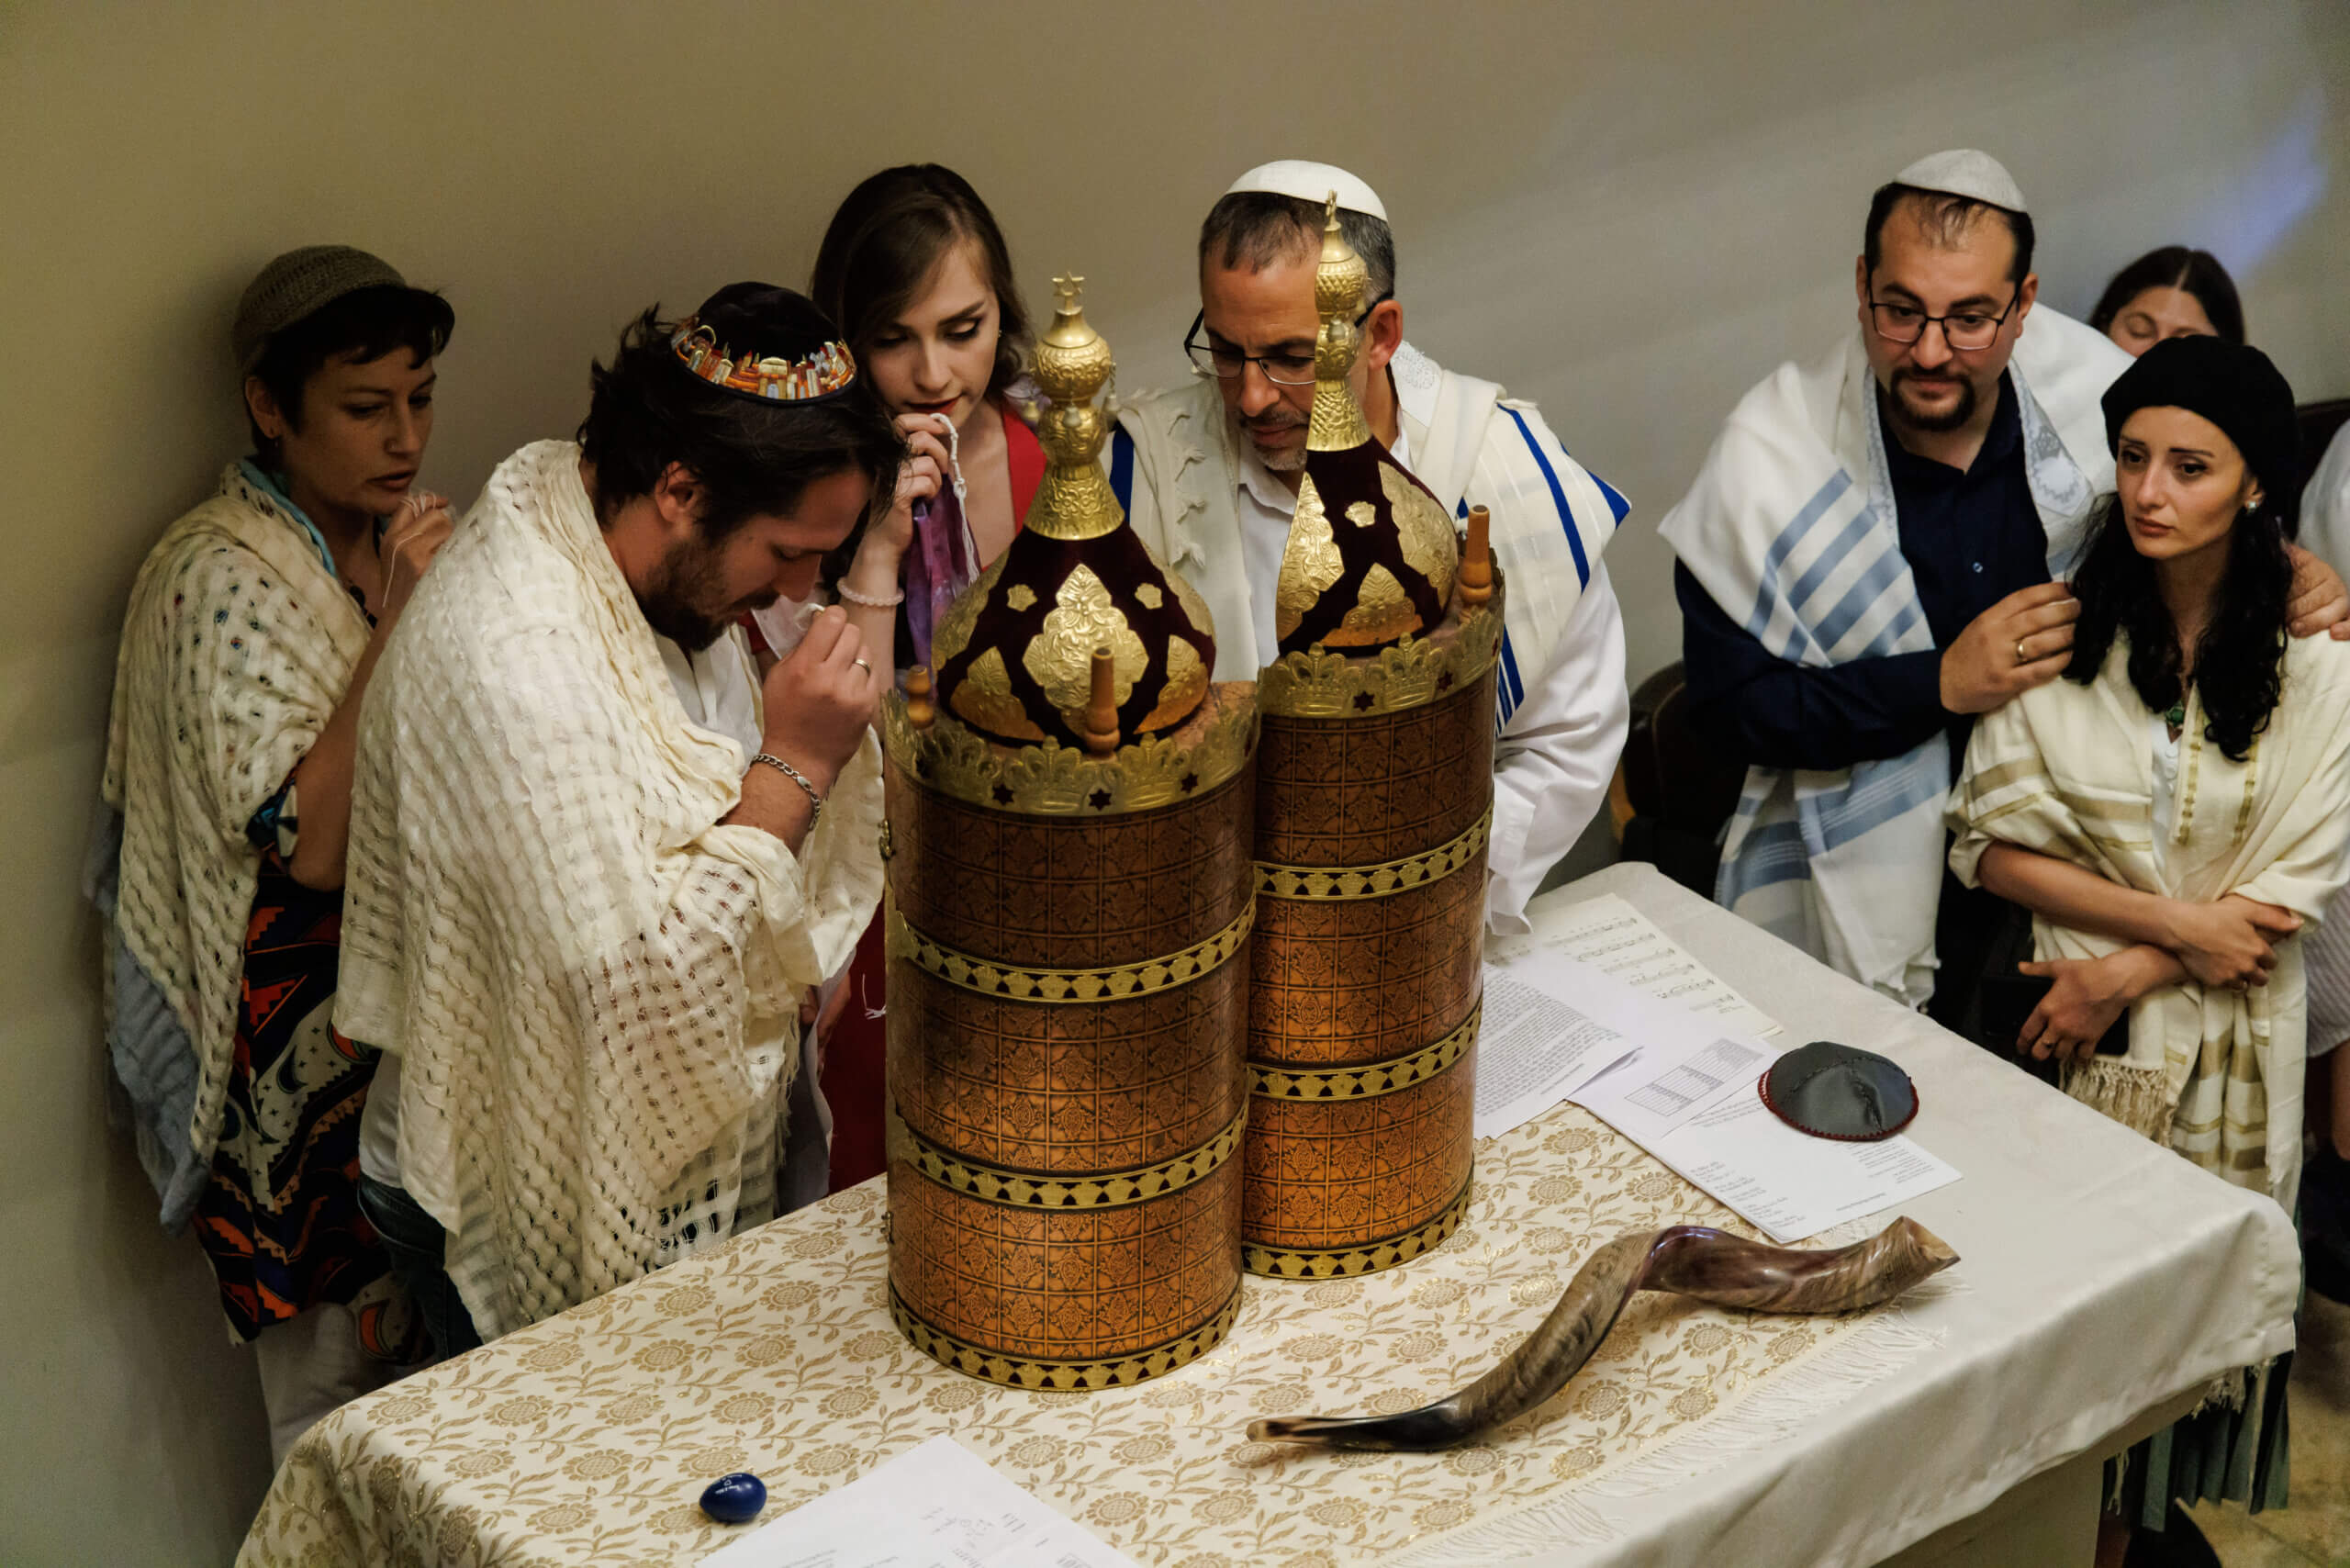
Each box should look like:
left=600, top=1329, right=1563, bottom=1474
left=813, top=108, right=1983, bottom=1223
left=1661, top=308, right=2124, bottom=1004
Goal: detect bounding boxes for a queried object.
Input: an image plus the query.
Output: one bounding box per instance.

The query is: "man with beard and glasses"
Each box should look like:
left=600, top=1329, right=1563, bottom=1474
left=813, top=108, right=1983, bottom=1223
left=1109, top=160, right=1630, bottom=935
left=335, top=285, right=901, bottom=1351
left=1667, top=151, right=2347, bottom=1027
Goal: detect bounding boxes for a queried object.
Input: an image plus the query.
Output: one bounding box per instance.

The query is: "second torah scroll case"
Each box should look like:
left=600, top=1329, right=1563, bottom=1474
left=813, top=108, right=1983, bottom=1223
left=1241, top=197, right=1502, bottom=1278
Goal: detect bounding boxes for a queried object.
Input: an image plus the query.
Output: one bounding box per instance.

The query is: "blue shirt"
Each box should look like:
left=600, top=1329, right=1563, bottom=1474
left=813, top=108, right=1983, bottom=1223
left=1677, top=373, right=2043, bottom=778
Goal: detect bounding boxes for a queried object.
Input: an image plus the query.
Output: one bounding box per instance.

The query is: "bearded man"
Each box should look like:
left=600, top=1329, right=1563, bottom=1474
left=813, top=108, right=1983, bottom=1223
left=336, top=285, right=901, bottom=1347
left=1110, top=160, right=1629, bottom=935
left=1666, top=151, right=2345, bottom=1019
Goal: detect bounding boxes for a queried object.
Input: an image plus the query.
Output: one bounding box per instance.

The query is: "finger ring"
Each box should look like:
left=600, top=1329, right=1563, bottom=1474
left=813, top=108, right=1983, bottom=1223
left=2014, top=638, right=2028, bottom=665
left=853, top=657, right=873, bottom=675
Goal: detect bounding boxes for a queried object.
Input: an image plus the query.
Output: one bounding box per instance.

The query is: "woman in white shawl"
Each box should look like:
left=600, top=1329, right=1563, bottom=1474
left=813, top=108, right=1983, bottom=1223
left=1949, top=335, right=2344, bottom=1541
left=95, top=248, right=456, bottom=1462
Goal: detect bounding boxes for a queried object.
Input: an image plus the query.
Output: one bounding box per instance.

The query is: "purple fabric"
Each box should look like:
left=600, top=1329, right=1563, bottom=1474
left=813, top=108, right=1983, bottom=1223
left=903, top=489, right=979, bottom=670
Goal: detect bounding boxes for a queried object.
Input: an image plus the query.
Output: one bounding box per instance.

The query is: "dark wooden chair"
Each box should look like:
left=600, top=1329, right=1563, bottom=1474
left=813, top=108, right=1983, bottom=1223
left=1609, top=661, right=1747, bottom=898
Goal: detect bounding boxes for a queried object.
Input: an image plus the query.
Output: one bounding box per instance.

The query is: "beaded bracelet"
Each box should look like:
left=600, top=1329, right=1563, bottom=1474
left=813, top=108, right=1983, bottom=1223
left=835, top=581, right=904, bottom=609
left=751, top=752, right=825, bottom=826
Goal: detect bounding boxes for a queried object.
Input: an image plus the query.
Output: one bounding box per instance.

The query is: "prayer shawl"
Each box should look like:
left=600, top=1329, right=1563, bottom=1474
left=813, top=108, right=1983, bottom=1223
left=98, top=463, right=373, bottom=1226
left=335, top=440, right=882, bottom=1338
left=1949, top=636, right=2350, bottom=1209
left=1109, top=342, right=1625, bottom=723
left=1661, top=308, right=2128, bottom=1005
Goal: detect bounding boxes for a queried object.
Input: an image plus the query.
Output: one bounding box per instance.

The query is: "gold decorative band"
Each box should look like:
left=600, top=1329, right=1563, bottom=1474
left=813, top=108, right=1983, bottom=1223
left=890, top=1281, right=1242, bottom=1391
left=890, top=899, right=1253, bottom=1004
left=892, top=1103, right=1246, bottom=1210
left=1254, top=586, right=1504, bottom=719
left=1257, top=805, right=1492, bottom=902
left=1243, top=1170, right=1475, bottom=1280
left=1248, top=1003, right=1479, bottom=1102
left=880, top=688, right=1257, bottom=816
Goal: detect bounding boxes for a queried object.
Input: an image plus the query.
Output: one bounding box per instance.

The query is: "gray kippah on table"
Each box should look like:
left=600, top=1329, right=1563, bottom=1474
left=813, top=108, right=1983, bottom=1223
left=231, top=244, right=408, bottom=374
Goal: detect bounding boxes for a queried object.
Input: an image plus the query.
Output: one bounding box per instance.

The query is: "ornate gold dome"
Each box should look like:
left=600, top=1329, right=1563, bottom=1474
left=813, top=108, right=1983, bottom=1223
left=929, top=275, right=1216, bottom=748
left=1272, top=196, right=1459, bottom=655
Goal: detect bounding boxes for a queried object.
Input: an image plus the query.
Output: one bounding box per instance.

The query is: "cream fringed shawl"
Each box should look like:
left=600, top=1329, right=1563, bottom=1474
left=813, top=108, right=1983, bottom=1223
left=1949, top=636, right=2350, bottom=1208
left=100, top=465, right=372, bottom=1214
left=334, top=440, right=883, bottom=1338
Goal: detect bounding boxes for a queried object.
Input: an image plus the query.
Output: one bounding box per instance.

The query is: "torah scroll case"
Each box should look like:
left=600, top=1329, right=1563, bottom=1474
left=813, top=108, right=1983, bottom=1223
left=1241, top=198, right=1497, bottom=1278
left=881, top=276, right=1257, bottom=1388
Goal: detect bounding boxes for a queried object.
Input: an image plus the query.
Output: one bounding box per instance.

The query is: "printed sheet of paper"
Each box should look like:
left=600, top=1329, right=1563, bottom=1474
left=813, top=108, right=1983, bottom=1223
left=700, top=1435, right=1143, bottom=1568
left=1472, top=968, right=1639, bottom=1138
left=1476, top=948, right=1959, bottom=1242
left=1513, top=890, right=1782, bottom=1036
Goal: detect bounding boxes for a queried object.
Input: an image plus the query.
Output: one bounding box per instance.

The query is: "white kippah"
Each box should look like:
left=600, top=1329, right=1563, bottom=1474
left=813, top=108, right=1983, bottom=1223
left=1891, top=149, right=2027, bottom=214
left=1223, top=160, right=1388, bottom=222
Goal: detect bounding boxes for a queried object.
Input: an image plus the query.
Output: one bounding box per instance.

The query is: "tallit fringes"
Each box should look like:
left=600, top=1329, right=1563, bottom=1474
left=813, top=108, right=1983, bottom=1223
left=2060, top=1056, right=2176, bottom=1144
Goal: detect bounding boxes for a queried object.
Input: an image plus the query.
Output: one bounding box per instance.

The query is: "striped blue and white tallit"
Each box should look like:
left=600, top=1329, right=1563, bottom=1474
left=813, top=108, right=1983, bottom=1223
left=1660, top=308, right=2126, bottom=1004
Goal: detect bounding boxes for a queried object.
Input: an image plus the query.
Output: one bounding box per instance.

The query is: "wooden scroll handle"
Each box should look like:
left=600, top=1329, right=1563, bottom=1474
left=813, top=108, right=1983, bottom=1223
left=1080, top=645, right=1120, bottom=755
left=1458, top=505, right=1494, bottom=608
left=905, top=664, right=934, bottom=730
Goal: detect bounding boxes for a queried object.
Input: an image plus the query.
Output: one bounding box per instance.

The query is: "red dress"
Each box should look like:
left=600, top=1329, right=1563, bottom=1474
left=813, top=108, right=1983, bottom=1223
left=821, top=406, right=1046, bottom=1190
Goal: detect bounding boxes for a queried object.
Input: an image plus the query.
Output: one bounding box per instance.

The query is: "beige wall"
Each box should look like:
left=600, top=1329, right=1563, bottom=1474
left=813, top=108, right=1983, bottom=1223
left=3, top=3, right=2343, bottom=1561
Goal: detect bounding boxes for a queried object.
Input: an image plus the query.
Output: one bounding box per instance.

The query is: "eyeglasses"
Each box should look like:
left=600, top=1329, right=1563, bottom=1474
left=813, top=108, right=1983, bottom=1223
left=1867, top=292, right=2020, bottom=352
left=1183, top=295, right=1392, bottom=386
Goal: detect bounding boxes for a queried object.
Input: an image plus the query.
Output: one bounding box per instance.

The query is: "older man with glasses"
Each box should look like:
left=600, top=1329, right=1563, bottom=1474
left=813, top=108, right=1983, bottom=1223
left=1664, top=150, right=2347, bottom=1028
left=1109, top=159, right=1631, bottom=934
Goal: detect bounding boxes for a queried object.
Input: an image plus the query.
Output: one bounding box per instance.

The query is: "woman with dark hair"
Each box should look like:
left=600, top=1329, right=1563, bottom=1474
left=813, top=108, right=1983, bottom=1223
left=782, top=162, right=1046, bottom=670
left=95, top=246, right=455, bottom=1461
left=2089, top=245, right=2245, bottom=355
left=769, top=165, right=1049, bottom=1190
left=1948, top=335, right=2345, bottom=1540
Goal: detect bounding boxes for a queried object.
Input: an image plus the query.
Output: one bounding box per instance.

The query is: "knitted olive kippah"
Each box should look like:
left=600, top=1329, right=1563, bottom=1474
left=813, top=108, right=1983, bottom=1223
left=231, top=244, right=408, bottom=374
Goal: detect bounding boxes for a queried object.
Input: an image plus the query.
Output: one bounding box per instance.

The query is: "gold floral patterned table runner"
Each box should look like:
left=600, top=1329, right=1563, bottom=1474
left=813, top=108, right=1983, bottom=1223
left=239, top=1094, right=1928, bottom=1568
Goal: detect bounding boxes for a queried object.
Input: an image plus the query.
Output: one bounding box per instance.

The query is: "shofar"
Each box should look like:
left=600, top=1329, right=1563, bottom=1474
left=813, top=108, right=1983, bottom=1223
left=1249, top=1215, right=1957, bottom=1450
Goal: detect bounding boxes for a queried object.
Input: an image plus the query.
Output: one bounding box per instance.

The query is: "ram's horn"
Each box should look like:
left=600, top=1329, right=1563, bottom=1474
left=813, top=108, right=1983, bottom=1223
left=1249, top=1215, right=1956, bottom=1451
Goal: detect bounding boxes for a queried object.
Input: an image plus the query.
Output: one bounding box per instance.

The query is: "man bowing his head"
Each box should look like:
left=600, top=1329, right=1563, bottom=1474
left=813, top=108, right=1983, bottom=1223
left=338, top=286, right=902, bottom=1349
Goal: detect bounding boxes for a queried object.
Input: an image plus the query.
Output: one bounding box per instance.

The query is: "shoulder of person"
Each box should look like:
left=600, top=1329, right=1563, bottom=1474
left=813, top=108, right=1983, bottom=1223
left=2282, top=622, right=2350, bottom=693
left=1110, top=378, right=1219, bottom=442
left=130, top=489, right=320, bottom=631
left=2014, top=305, right=2132, bottom=381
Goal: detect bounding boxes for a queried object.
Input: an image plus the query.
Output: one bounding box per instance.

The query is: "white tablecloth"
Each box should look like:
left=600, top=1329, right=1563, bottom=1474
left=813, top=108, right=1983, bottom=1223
left=238, top=863, right=2299, bottom=1567
left=1501, top=865, right=2299, bottom=1565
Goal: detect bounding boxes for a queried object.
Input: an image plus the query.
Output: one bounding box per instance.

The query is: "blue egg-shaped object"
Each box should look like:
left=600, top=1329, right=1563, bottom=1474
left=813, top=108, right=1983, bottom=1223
left=699, top=1472, right=767, bottom=1524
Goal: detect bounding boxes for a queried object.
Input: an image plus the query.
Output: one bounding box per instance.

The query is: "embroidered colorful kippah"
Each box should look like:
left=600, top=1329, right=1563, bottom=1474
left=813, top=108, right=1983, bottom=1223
left=670, top=316, right=857, bottom=403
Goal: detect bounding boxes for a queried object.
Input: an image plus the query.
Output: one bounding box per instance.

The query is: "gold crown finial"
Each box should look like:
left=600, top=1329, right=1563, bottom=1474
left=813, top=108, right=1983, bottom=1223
left=923, top=266, right=1217, bottom=748
left=1314, top=191, right=1368, bottom=328
left=1034, top=274, right=1110, bottom=409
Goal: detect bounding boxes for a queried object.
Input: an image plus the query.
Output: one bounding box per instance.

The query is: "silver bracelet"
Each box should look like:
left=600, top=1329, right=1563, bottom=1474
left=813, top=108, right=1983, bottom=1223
left=835, top=581, right=904, bottom=609
left=751, top=752, right=825, bottom=826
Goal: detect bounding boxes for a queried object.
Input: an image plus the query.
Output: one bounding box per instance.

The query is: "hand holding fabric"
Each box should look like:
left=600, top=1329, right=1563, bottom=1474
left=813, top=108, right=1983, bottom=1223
left=2016, top=950, right=2162, bottom=1061
left=2285, top=543, right=2350, bottom=641
left=377, top=490, right=453, bottom=619
left=1938, top=580, right=2078, bottom=715
left=869, top=415, right=950, bottom=564
left=758, top=606, right=878, bottom=795
left=2161, top=892, right=2300, bottom=990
